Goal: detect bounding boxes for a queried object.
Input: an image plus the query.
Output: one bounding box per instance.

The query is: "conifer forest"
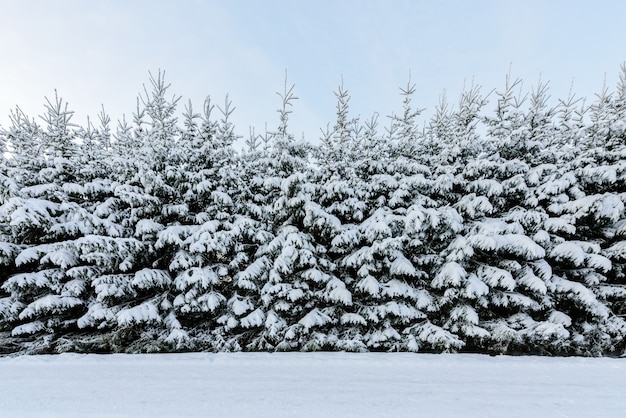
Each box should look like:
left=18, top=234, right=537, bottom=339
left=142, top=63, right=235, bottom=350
left=1, top=68, right=626, bottom=356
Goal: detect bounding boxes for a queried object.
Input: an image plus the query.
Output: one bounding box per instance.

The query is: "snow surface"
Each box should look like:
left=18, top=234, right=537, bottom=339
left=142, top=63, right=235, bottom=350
left=0, top=353, right=624, bottom=418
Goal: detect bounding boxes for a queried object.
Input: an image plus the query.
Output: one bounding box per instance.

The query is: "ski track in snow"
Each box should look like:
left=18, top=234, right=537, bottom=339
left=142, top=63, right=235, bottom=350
left=0, top=352, right=624, bottom=418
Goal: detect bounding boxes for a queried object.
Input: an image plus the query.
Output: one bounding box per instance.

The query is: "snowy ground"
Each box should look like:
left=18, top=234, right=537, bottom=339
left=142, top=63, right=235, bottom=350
left=0, top=352, right=624, bottom=418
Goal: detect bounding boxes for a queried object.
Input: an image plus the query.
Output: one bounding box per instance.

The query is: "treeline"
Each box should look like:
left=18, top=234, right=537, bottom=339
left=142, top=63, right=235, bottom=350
left=0, top=69, right=625, bottom=356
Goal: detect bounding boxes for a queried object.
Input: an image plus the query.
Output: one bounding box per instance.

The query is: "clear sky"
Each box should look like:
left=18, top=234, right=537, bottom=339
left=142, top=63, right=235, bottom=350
left=1, top=0, right=626, bottom=144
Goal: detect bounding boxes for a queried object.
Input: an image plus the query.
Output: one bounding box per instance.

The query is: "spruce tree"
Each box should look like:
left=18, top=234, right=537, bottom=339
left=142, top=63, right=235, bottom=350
left=0, top=93, right=97, bottom=352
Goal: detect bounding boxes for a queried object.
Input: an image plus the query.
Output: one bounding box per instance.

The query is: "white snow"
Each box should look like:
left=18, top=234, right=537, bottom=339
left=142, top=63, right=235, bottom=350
left=432, top=261, right=466, bottom=288
left=230, top=295, right=253, bottom=316
left=298, top=308, right=332, bottom=329
left=18, top=295, right=83, bottom=320
left=389, top=254, right=418, bottom=277
left=465, top=273, right=490, bottom=298
left=240, top=307, right=265, bottom=328
left=132, top=268, right=172, bottom=290
left=0, top=353, right=623, bottom=418
left=551, top=241, right=587, bottom=266
left=324, top=278, right=352, bottom=305
left=116, top=301, right=161, bottom=325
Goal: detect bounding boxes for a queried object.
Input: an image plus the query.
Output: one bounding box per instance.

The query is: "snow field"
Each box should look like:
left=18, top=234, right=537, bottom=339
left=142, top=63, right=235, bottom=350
left=0, top=353, right=624, bottom=418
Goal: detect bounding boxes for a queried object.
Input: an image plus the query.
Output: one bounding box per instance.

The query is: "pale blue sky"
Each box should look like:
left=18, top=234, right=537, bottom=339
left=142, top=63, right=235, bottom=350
left=1, top=0, right=626, bottom=143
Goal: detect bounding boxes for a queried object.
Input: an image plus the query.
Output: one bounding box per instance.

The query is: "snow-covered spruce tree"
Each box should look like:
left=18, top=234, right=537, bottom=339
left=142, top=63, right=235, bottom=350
left=151, top=98, right=216, bottom=350
left=237, top=78, right=346, bottom=351
left=77, top=72, right=183, bottom=353
left=61, top=106, right=156, bottom=353
left=384, top=82, right=471, bottom=352
left=398, top=87, right=478, bottom=351
left=314, top=83, right=372, bottom=351
left=112, top=71, right=190, bottom=352
left=542, top=69, right=626, bottom=355
left=427, top=78, right=571, bottom=354
left=0, top=93, right=111, bottom=353
left=324, top=80, right=447, bottom=352
left=45, top=97, right=156, bottom=354
left=483, top=73, right=626, bottom=356
left=154, top=95, right=261, bottom=351
left=0, top=114, right=22, bottom=351
left=436, top=75, right=626, bottom=355
left=595, top=69, right=626, bottom=351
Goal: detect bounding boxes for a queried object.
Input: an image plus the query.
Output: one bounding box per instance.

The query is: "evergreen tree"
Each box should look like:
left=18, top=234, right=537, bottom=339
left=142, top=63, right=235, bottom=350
left=76, top=72, right=182, bottom=352
left=0, top=93, right=100, bottom=352
left=233, top=76, right=347, bottom=351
